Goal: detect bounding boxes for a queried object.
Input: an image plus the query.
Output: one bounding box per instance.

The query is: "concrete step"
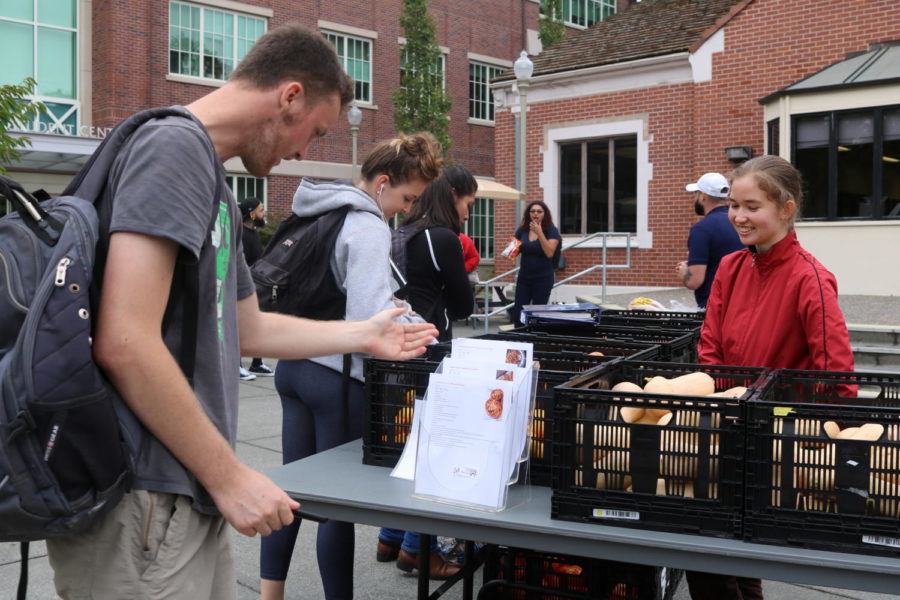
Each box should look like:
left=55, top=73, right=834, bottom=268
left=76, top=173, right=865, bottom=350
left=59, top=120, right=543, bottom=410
left=848, top=325, right=900, bottom=348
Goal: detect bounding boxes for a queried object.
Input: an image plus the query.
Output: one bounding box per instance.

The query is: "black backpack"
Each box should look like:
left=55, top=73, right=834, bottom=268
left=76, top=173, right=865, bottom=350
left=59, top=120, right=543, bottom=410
left=251, top=206, right=351, bottom=320
left=0, top=107, right=215, bottom=600
left=250, top=206, right=354, bottom=430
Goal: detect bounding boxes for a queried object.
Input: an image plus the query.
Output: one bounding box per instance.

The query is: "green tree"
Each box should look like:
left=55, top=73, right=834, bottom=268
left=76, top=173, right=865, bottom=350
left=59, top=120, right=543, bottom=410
left=0, top=78, right=46, bottom=175
left=539, top=0, right=566, bottom=50
left=393, top=0, right=452, bottom=153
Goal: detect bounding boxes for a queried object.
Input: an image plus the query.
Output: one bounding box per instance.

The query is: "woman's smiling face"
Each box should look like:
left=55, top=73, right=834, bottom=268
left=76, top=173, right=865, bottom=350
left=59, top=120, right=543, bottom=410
left=728, top=174, right=795, bottom=253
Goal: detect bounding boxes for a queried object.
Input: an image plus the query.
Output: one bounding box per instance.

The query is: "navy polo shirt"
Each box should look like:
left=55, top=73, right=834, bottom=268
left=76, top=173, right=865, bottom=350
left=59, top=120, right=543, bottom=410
left=687, top=205, right=744, bottom=307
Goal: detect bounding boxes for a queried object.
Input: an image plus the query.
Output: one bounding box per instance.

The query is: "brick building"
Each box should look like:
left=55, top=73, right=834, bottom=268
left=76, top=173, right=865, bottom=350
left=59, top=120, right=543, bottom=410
left=491, top=0, right=900, bottom=297
left=2, top=0, right=631, bottom=266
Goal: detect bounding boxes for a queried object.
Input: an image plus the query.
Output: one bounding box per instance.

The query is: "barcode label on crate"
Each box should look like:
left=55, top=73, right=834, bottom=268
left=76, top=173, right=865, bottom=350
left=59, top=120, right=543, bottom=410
left=862, top=535, right=900, bottom=548
left=592, top=508, right=639, bottom=520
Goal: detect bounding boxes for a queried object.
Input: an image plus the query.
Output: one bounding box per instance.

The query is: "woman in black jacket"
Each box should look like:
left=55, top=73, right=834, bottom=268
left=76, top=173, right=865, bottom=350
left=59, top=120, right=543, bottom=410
left=400, top=165, right=476, bottom=342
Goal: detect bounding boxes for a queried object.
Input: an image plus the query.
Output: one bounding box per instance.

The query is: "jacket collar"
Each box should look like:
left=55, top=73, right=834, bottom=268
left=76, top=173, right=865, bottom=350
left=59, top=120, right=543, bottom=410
left=750, top=231, right=798, bottom=272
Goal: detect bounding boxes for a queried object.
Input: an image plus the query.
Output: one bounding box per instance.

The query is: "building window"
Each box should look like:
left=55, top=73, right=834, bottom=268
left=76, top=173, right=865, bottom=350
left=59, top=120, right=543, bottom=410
left=169, top=1, right=265, bottom=82
left=226, top=174, right=267, bottom=205
left=793, top=105, right=900, bottom=220
left=767, top=118, right=780, bottom=156
left=324, top=32, right=371, bottom=104
left=558, top=136, right=637, bottom=234
left=469, top=62, right=503, bottom=122
left=464, top=197, right=495, bottom=260
left=541, top=0, right=615, bottom=28
left=0, top=0, right=78, bottom=132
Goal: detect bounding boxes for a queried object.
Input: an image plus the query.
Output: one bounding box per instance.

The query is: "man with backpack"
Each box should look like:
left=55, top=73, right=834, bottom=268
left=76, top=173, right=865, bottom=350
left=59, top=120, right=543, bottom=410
left=41, top=24, right=438, bottom=599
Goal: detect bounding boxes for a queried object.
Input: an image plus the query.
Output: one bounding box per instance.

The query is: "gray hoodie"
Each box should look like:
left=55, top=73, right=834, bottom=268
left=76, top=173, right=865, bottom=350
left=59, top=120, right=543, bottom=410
left=291, top=178, right=423, bottom=381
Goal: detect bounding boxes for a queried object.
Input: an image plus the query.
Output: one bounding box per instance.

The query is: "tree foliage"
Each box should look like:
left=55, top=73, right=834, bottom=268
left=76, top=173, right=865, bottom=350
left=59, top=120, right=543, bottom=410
left=392, top=0, right=452, bottom=154
left=0, top=78, right=46, bottom=175
left=539, top=0, right=567, bottom=50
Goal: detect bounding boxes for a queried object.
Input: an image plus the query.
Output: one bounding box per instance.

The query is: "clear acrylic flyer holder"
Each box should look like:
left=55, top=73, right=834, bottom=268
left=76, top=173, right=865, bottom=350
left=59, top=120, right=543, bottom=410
left=411, top=359, right=539, bottom=513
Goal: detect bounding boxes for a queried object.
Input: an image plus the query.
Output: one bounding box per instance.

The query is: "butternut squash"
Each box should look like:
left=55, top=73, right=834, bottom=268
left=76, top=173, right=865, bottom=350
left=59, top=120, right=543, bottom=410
left=643, top=372, right=715, bottom=396
left=707, top=386, right=748, bottom=398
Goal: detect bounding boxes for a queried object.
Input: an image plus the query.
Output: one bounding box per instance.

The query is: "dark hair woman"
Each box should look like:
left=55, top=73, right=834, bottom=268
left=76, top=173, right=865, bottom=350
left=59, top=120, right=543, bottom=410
left=508, top=200, right=561, bottom=325
left=397, top=164, right=477, bottom=342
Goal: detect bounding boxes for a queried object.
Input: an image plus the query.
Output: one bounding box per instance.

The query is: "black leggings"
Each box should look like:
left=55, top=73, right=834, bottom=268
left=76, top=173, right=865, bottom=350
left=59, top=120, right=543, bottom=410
left=259, top=359, right=363, bottom=600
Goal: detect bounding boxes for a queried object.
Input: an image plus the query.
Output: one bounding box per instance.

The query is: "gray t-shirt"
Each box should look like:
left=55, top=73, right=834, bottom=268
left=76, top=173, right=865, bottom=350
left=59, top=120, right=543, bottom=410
left=104, top=109, right=253, bottom=515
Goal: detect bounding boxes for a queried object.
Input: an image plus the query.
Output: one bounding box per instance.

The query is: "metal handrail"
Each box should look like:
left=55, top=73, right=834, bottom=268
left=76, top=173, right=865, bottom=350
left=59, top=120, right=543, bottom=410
left=469, top=232, right=632, bottom=333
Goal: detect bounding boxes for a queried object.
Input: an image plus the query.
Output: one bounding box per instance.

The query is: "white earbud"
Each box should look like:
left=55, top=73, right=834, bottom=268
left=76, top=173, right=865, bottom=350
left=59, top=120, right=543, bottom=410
left=378, top=183, right=385, bottom=195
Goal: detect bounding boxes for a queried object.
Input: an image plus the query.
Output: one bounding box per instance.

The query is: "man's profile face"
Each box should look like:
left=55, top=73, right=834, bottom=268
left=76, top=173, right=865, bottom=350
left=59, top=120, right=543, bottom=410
left=242, top=90, right=342, bottom=177
left=280, top=92, right=342, bottom=164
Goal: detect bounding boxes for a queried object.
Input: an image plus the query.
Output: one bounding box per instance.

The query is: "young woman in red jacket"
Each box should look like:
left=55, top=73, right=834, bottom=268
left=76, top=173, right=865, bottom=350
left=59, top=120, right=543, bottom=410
left=688, top=155, right=854, bottom=600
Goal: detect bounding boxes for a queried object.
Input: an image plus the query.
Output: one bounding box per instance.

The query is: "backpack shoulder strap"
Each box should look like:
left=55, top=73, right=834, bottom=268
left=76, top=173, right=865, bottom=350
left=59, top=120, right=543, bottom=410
left=64, top=106, right=195, bottom=201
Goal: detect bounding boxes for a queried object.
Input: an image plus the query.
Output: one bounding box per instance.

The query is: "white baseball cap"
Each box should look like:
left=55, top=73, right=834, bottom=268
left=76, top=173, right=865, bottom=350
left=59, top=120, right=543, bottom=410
left=685, top=172, right=730, bottom=198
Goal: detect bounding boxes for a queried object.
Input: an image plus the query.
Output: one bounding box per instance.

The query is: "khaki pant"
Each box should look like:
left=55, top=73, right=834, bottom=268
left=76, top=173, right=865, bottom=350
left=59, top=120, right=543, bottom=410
left=47, top=490, right=235, bottom=600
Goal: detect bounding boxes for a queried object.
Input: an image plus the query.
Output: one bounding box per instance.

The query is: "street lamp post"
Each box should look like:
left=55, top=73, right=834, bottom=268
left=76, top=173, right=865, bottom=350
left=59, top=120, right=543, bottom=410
left=347, top=102, right=362, bottom=180
left=513, top=50, right=533, bottom=224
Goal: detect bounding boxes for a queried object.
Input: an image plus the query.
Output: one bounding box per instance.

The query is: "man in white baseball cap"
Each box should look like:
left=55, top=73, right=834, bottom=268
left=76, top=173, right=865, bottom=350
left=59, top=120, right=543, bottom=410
left=685, top=172, right=730, bottom=198
left=676, top=172, right=743, bottom=308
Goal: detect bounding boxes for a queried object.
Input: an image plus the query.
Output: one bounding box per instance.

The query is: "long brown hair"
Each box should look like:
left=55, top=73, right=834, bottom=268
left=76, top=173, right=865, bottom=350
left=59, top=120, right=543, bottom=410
left=404, top=165, right=477, bottom=235
left=518, top=201, right=555, bottom=233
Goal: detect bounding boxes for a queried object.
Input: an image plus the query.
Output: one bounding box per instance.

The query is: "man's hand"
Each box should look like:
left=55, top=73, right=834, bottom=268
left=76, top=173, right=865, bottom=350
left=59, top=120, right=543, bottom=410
left=676, top=260, right=706, bottom=290
left=676, top=260, right=689, bottom=282
left=362, top=307, right=438, bottom=359
left=208, top=464, right=300, bottom=537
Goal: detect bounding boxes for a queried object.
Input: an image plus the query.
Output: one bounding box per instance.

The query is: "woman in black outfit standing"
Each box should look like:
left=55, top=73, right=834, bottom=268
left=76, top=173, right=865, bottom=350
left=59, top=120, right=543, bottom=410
left=509, top=200, right=561, bottom=326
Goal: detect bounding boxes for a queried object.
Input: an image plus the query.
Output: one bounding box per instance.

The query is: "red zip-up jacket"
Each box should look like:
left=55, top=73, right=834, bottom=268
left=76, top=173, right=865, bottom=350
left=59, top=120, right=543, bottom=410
left=698, top=231, right=854, bottom=373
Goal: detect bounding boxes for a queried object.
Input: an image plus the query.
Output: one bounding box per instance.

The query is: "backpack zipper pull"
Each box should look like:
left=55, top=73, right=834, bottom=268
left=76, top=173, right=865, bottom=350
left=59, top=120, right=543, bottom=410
left=55, top=257, right=71, bottom=286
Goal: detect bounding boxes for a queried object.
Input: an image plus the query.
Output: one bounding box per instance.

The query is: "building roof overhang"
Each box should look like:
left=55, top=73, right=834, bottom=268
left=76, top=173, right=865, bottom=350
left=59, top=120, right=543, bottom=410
left=1, top=131, right=101, bottom=174
left=760, top=43, right=900, bottom=105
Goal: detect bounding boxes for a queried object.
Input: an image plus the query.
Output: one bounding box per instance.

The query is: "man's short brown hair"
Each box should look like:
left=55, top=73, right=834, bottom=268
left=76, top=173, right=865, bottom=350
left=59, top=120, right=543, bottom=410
left=230, top=23, right=354, bottom=109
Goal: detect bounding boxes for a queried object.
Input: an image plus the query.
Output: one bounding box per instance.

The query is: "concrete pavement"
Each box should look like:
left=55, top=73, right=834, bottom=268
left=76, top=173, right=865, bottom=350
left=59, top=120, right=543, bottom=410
left=3, top=286, right=900, bottom=599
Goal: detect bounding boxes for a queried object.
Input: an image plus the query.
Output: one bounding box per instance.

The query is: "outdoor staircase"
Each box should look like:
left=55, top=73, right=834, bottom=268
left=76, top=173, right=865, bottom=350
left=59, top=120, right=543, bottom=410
left=848, top=325, right=900, bottom=373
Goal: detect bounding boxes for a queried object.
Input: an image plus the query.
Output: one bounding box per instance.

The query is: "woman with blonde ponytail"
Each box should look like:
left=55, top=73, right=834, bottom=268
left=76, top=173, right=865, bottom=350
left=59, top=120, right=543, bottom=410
left=259, top=132, right=443, bottom=600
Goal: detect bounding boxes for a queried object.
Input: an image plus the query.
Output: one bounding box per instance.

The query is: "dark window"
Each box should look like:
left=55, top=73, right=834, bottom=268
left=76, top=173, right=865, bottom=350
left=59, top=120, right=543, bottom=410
left=767, top=118, right=780, bottom=156
left=793, top=105, right=900, bottom=220
left=559, top=135, right=637, bottom=234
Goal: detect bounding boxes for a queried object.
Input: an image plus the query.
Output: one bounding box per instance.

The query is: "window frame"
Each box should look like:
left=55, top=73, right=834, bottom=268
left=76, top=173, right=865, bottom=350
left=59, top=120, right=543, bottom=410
left=225, top=174, right=267, bottom=207
left=167, top=0, right=267, bottom=84
left=542, top=119, right=651, bottom=248
left=541, top=0, right=616, bottom=29
left=323, top=30, right=373, bottom=105
left=463, top=196, right=495, bottom=260
left=790, top=103, right=900, bottom=221
left=1, top=0, right=79, bottom=132
left=468, top=60, right=504, bottom=125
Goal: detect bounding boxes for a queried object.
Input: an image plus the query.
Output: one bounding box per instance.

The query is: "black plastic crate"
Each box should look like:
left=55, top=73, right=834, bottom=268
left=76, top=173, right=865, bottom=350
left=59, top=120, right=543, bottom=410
left=744, top=369, right=900, bottom=556
left=503, top=324, right=699, bottom=364
left=599, top=309, right=705, bottom=330
left=362, top=358, right=436, bottom=468
left=362, top=347, right=656, bottom=485
left=551, top=361, right=770, bottom=538
left=481, top=546, right=683, bottom=600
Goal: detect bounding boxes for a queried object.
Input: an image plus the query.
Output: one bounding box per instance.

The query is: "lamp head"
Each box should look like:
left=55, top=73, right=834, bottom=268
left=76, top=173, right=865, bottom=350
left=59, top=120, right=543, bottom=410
left=347, top=102, right=363, bottom=127
left=514, top=50, right=533, bottom=81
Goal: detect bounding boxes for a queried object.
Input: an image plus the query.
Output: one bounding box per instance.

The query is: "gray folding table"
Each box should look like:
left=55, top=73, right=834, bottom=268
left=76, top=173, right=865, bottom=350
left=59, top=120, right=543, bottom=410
left=268, top=441, right=900, bottom=598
